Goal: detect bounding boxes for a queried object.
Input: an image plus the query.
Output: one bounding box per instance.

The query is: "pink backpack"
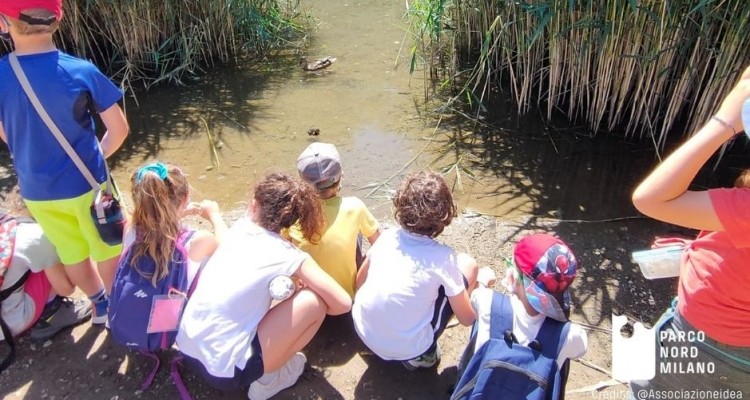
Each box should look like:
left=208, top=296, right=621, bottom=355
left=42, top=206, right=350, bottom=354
left=0, top=213, right=23, bottom=373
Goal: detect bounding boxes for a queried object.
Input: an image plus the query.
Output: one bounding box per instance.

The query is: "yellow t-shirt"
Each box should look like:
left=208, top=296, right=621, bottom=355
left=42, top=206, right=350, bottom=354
left=288, top=196, right=379, bottom=298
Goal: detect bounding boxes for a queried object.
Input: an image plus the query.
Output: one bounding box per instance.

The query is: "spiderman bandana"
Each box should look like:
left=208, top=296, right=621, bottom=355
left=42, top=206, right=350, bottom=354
left=513, top=233, right=578, bottom=322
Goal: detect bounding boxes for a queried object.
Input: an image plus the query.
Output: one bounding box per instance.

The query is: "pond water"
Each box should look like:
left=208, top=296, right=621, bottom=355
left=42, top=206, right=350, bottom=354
left=0, top=0, right=737, bottom=223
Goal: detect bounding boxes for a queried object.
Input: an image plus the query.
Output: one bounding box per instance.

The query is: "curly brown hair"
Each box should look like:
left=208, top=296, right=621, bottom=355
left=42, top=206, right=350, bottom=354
left=253, top=172, right=323, bottom=242
left=393, top=171, right=456, bottom=238
left=129, top=164, right=190, bottom=287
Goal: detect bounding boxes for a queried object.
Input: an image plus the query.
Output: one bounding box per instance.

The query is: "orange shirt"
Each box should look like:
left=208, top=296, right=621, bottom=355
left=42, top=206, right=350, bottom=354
left=678, top=188, right=750, bottom=346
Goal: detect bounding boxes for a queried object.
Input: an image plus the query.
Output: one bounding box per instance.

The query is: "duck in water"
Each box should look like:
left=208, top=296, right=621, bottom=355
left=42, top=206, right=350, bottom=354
left=300, top=56, right=337, bottom=72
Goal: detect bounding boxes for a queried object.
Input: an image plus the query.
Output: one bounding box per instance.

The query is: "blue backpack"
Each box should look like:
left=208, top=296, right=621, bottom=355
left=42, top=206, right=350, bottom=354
left=109, top=230, right=200, bottom=400
left=452, top=292, right=571, bottom=400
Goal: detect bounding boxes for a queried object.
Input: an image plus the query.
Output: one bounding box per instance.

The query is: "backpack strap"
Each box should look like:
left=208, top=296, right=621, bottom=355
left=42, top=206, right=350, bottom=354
left=489, top=292, right=515, bottom=341
left=0, top=270, right=30, bottom=303
left=0, top=269, right=32, bottom=373
left=532, top=318, right=571, bottom=362
left=533, top=319, right=571, bottom=400
left=170, top=355, right=193, bottom=400
left=178, top=230, right=195, bottom=247
left=139, top=350, right=161, bottom=391
left=177, top=229, right=206, bottom=297
left=0, top=215, right=19, bottom=288
left=188, top=258, right=208, bottom=297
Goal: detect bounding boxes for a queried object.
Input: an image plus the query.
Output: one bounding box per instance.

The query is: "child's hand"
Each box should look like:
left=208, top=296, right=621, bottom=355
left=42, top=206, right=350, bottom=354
left=715, top=66, right=750, bottom=131
left=477, top=267, right=497, bottom=288
left=182, top=200, right=220, bottom=220
left=182, top=202, right=202, bottom=217
left=197, top=200, right=220, bottom=220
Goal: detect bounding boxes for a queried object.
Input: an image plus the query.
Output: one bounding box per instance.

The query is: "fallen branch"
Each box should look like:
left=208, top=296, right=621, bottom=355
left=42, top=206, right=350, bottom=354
left=364, top=115, right=443, bottom=199
left=216, top=110, right=247, bottom=130
left=572, top=321, right=612, bottom=334
left=575, top=358, right=616, bottom=378
left=566, top=379, right=625, bottom=394
left=199, top=116, right=221, bottom=170
left=463, top=209, right=645, bottom=224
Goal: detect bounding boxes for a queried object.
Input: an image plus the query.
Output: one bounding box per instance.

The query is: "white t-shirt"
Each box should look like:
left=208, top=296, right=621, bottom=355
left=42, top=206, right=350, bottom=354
left=176, top=217, right=308, bottom=378
left=470, top=288, right=588, bottom=367
left=1, top=222, right=59, bottom=339
left=123, top=228, right=204, bottom=288
left=352, top=227, right=466, bottom=360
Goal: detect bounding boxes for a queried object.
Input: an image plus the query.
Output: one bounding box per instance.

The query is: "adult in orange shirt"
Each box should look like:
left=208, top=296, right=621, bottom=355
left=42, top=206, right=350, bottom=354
left=631, top=67, right=750, bottom=393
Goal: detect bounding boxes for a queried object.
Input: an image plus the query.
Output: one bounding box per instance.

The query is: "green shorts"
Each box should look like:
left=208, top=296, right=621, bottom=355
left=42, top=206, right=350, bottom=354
left=24, top=190, right=122, bottom=264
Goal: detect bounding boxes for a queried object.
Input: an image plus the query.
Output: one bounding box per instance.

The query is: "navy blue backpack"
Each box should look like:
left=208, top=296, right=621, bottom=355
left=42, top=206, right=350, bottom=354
left=109, top=230, right=200, bottom=399
left=452, top=292, right=571, bottom=400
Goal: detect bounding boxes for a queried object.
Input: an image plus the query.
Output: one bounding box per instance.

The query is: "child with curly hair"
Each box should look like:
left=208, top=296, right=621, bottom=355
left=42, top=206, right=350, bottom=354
left=178, top=172, right=351, bottom=400
left=352, top=171, right=479, bottom=370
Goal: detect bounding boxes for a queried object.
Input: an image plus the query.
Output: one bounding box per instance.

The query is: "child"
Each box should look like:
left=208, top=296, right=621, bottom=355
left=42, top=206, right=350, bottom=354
left=124, top=162, right=227, bottom=287
left=289, top=142, right=380, bottom=298
left=177, top=172, right=351, bottom=400
left=472, top=233, right=588, bottom=369
left=352, top=170, right=479, bottom=370
left=1, top=187, right=91, bottom=347
left=630, top=64, right=750, bottom=394
left=0, top=0, right=130, bottom=324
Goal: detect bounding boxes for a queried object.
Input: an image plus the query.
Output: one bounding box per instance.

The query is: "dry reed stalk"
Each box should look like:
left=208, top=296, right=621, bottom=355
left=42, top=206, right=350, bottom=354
left=410, top=0, right=750, bottom=152
left=28, top=0, right=303, bottom=90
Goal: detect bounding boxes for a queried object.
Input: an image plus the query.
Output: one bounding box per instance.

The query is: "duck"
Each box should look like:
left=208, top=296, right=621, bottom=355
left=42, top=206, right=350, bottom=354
left=300, top=56, right=337, bottom=72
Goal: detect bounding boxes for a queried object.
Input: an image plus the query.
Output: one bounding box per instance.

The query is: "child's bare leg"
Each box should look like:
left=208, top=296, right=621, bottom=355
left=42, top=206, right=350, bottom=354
left=64, top=258, right=105, bottom=297
left=257, top=288, right=326, bottom=372
left=42, top=263, right=75, bottom=297
left=96, top=255, right=119, bottom=294
left=64, top=257, right=109, bottom=324
left=457, top=252, right=479, bottom=293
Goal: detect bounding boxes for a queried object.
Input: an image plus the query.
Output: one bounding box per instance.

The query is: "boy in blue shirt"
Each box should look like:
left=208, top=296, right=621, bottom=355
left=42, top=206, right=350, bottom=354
left=0, top=0, right=129, bottom=324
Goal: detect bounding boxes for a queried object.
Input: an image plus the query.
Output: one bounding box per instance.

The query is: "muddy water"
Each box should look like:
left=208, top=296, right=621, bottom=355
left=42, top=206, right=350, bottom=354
left=111, top=0, right=422, bottom=218
left=107, top=0, right=667, bottom=223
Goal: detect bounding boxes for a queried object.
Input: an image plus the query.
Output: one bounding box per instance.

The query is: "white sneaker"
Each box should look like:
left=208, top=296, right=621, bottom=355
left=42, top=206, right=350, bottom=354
left=247, top=352, right=307, bottom=400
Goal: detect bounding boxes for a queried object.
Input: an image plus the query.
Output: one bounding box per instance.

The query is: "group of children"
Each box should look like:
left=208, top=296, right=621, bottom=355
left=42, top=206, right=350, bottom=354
left=174, top=143, right=589, bottom=400
left=0, top=1, right=589, bottom=399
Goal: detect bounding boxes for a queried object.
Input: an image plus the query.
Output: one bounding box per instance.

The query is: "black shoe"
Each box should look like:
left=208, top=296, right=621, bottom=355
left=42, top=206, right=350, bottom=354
left=29, top=296, right=92, bottom=342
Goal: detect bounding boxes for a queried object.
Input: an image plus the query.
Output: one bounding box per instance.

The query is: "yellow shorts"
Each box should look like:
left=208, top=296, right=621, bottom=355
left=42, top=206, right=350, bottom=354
left=24, top=190, right=122, bottom=264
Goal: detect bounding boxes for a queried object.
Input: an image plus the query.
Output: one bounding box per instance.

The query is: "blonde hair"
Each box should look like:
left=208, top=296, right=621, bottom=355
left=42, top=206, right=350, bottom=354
left=11, top=9, right=60, bottom=35
left=129, top=164, right=190, bottom=287
left=734, top=169, right=750, bottom=189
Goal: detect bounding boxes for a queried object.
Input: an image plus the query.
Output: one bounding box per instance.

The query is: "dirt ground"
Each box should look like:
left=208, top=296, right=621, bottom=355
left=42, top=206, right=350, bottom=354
left=0, top=208, right=681, bottom=400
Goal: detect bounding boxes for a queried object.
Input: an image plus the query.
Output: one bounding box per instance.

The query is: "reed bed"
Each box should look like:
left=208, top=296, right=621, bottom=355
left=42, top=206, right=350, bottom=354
left=3, top=0, right=302, bottom=89
left=408, top=0, right=750, bottom=148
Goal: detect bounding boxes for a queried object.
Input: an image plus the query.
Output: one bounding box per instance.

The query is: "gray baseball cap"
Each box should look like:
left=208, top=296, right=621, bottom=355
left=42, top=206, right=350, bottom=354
left=297, top=142, right=342, bottom=190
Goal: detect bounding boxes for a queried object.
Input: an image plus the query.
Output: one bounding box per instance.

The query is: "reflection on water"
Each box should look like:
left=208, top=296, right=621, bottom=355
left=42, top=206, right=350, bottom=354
left=0, top=0, right=740, bottom=225
left=108, top=0, right=431, bottom=219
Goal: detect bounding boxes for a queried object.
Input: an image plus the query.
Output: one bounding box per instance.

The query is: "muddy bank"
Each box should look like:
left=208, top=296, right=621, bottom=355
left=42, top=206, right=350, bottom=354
left=0, top=207, right=679, bottom=400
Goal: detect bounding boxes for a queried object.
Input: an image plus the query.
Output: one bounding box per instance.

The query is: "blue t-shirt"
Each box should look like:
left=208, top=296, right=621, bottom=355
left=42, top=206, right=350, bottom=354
left=0, top=50, right=123, bottom=200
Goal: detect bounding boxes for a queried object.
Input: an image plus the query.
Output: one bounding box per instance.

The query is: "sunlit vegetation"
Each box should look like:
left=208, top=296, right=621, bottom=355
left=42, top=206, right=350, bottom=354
left=2, top=0, right=303, bottom=90
left=406, top=0, right=750, bottom=148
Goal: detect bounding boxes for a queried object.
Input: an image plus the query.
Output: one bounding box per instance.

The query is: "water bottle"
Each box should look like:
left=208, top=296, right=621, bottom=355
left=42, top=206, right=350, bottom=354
left=269, top=275, right=296, bottom=302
